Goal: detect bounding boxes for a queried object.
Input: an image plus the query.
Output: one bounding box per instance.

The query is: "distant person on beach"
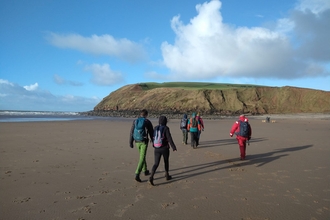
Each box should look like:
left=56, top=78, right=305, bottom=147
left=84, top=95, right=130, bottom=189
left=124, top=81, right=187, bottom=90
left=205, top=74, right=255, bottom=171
left=229, top=114, right=252, bottom=160
left=129, top=109, right=154, bottom=182
left=149, top=115, right=177, bottom=186
left=187, top=112, right=201, bottom=149
left=196, top=112, right=204, bottom=146
left=180, top=114, right=188, bottom=145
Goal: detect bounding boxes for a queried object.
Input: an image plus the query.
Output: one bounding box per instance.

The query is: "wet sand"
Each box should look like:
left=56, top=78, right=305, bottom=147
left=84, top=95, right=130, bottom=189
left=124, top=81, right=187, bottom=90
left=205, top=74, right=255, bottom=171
left=0, top=117, right=329, bottom=220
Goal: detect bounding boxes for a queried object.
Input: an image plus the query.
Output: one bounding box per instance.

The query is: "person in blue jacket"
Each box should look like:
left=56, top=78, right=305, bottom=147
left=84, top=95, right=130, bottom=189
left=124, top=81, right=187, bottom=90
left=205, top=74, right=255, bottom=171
left=187, top=112, right=201, bottom=149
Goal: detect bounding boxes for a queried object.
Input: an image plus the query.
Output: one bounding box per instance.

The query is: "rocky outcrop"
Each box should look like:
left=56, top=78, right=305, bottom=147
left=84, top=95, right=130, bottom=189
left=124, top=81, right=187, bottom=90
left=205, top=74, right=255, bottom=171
left=87, top=83, right=330, bottom=118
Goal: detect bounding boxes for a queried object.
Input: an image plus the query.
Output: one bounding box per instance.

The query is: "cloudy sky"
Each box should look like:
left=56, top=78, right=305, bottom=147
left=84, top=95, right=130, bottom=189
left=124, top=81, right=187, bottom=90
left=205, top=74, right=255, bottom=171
left=1, top=0, right=329, bottom=112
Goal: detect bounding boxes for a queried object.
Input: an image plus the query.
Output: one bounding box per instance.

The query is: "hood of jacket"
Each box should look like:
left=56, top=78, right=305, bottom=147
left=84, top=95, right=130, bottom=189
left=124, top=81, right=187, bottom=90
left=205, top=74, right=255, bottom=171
left=183, top=114, right=187, bottom=119
left=159, top=115, right=167, bottom=126
left=239, top=115, right=248, bottom=122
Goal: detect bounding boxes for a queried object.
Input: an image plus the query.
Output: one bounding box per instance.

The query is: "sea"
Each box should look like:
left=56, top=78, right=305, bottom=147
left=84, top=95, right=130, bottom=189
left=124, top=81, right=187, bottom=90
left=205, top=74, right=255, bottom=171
left=0, top=110, right=99, bottom=123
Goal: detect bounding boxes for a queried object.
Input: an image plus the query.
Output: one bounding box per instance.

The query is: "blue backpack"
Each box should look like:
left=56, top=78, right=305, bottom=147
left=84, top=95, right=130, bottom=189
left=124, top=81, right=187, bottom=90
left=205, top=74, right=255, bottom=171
left=153, top=125, right=165, bottom=148
left=133, top=117, right=146, bottom=141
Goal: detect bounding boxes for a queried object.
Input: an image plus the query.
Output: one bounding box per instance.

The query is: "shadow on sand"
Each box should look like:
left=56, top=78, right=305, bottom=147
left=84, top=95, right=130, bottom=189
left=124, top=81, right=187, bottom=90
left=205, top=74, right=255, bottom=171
left=196, top=137, right=267, bottom=148
left=153, top=144, right=313, bottom=186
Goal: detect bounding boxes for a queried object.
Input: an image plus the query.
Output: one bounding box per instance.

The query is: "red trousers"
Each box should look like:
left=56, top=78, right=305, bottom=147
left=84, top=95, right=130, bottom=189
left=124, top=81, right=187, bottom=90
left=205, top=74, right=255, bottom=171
left=236, top=136, right=247, bottom=159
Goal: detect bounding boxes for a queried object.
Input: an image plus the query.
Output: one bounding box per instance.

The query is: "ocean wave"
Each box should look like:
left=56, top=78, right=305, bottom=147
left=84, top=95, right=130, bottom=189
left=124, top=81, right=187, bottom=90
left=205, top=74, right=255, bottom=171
left=0, top=110, right=80, bottom=116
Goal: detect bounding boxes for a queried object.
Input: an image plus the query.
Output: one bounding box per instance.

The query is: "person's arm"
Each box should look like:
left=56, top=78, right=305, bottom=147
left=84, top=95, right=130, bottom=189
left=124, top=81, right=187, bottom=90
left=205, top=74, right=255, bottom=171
left=129, top=120, right=135, bottom=148
left=230, top=121, right=238, bottom=137
left=146, top=119, right=154, bottom=142
left=165, top=127, right=177, bottom=151
left=248, top=124, right=252, bottom=140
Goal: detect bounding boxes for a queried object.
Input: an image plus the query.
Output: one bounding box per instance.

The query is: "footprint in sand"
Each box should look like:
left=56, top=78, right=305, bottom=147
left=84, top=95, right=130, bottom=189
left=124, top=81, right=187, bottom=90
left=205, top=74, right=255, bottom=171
left=13, top=197, right=31, bottom=203
left=161, top=202, right=177, bottom=210
left=114, top=204, right=134, bottom=217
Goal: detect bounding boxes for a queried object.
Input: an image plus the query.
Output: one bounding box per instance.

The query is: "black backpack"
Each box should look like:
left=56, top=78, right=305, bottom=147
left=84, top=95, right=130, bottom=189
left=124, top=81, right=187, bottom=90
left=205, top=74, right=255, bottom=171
left=238, top=120, right=250, bottom=137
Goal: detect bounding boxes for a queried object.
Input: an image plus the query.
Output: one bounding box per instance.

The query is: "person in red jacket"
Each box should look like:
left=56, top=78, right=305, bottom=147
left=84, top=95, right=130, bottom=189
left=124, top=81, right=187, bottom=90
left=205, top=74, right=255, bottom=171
left=230, top=114, right=252, bottom=160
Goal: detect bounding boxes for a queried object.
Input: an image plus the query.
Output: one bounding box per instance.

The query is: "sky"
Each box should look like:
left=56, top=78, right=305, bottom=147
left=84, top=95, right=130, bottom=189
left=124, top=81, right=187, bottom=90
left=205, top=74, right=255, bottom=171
left=0, top=0, right=329, bottom=112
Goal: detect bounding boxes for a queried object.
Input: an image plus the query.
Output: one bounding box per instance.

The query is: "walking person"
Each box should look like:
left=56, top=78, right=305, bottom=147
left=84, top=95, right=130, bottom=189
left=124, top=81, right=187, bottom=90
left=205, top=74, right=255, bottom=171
left=196, top=112, right=204, bottom=146
left=187, top=112, right=201, bottom=149
left=180, top=114, right=188, bottom=145
left=129, top=109, right=154, bottom=182
left=229, top=114, right=252, bottom=160
left=149, top=116, right=177, bottom=186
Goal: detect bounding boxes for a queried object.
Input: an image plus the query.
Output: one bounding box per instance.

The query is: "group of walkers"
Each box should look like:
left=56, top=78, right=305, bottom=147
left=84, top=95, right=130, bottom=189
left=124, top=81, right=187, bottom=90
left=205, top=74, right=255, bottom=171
left=179, top=112, right=204, bottom=148
left=129, top=109, right=252, bottom=186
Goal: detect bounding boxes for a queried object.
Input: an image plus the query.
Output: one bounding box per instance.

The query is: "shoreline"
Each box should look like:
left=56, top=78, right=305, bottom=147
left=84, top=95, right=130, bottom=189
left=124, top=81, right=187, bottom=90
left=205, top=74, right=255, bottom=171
left=81, top=110, right=330, bottom=120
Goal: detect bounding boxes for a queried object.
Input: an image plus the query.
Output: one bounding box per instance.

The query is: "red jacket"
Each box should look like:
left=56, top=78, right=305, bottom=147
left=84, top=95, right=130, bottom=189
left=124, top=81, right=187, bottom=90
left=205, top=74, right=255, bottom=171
left=230, top=115, right=252, bottom=139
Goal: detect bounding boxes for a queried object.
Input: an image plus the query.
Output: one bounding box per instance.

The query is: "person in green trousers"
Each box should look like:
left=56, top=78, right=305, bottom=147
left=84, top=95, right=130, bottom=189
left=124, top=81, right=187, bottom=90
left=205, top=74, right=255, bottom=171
left=129, top=109, right=154, bottom=182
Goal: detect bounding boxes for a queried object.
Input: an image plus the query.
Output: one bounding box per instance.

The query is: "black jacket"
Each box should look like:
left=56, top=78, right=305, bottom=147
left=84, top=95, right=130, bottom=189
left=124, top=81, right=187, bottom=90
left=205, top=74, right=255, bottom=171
left=129, top=117, right=154, bottom=148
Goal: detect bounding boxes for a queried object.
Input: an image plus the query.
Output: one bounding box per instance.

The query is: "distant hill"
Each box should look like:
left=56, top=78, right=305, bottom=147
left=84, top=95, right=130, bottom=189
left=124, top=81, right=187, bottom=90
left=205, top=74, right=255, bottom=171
left=92, top=82, right=330, bottom=116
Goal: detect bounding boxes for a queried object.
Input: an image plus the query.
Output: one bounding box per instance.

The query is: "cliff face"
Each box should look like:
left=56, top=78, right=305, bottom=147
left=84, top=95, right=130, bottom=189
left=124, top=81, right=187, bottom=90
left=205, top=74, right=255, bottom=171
left=94, top=84, right=330, bottom=115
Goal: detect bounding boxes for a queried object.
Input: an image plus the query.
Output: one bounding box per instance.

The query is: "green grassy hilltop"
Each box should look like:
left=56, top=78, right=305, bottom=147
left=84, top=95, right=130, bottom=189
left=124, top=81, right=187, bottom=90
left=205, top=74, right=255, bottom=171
left=94, top=82, right=330, bottom=115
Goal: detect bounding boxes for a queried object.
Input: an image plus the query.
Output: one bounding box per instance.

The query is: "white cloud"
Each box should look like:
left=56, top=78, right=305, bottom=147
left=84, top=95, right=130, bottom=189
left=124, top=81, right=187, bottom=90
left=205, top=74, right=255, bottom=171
left=54, top=74, right=66, bottom=85
left=0, top=79, right=14, bottom=86
left=23, top=83, right=38, bottom=91
left=0, top=79, right=99, bottom=111
left=295, top=0, right=330, bottom=14
left=53, top=74, right=83, bottom=86
left=84, top=63, right=124, bottom=86
left=291, top=0, right=330, bottom=62
left=157, top=0, right=330, bottom=80
left=47, top=33, right=147, bottom=63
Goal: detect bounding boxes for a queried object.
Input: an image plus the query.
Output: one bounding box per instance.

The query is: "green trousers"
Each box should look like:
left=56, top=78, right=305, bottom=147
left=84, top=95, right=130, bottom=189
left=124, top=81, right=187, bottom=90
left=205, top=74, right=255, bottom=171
left=135, top=142, right=148, bottom=175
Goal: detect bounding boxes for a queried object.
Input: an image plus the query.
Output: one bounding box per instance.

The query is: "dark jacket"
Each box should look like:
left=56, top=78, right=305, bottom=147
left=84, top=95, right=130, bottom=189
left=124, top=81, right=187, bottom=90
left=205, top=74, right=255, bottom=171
left=155, top=116, right=177, bottom=151
left=129, top=117, right=154, bottom=148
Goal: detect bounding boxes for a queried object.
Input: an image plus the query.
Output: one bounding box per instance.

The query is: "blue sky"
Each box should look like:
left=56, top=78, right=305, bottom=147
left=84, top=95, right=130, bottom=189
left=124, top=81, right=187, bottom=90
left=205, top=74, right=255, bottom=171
left=1, top=0, right=329, bottom=112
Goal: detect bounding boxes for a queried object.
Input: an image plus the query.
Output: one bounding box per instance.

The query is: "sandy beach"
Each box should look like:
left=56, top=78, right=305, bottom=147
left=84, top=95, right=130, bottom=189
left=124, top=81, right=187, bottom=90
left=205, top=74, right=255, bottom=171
left=1, top=116, right=329, bottom=220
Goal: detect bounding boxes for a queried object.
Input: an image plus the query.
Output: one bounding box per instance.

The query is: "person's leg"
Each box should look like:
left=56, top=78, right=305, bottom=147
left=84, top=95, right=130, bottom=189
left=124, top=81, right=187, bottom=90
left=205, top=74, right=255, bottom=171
left=184, top=130, right=188, bottom=144
left=190, top=132, right=195, bottom=147
left=192, top=132, right=198, bottom=148
left=141, top=143, right=149, bottom=174
left=135, top=142, right=147, bottom=181
left=237, top=137, right=246, bottom=160
left=182, top=130, right=185, bottom=144
left=162, top=148, right=171, bottom=180
left=196, top=130, right=201, bottom=146
left=149, top=148, right=162, bottom=185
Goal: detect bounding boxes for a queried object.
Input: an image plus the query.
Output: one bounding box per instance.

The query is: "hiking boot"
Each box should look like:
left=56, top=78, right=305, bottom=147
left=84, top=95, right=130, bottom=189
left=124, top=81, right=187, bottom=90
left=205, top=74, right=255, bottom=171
left=135, top=175, right=141, bottom=182
left=165, top=175, right=172, bottom=181
left=144, top=170, right=150, bottom=176
left=148, top=177, right=154, bottom=186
